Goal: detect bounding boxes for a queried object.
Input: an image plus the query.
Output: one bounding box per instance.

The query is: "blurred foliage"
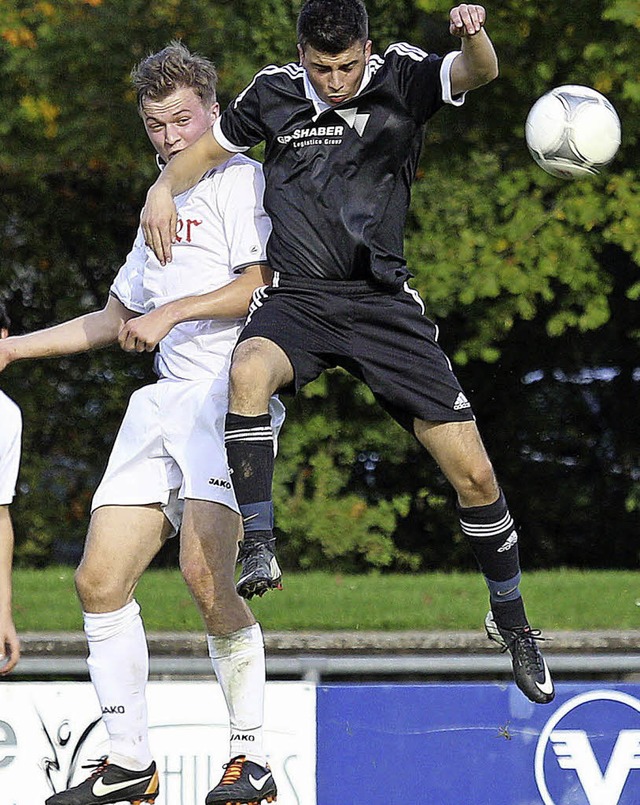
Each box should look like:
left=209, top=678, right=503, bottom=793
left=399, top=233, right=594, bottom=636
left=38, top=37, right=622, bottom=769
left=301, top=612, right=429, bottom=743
left=0, top=0, right=638, bottom=570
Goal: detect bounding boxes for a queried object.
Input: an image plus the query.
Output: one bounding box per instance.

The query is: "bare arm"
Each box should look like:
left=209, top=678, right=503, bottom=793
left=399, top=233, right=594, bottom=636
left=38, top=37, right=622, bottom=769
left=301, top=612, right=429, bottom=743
left=448, top=4, right=499, bottom=96
left=0, top=295, right=136, bottom=372
left=0, top=505, right=19, bottom=675
left=141, top=128, right=235, bottom=266
left=118, top=264, right=272, bottom=353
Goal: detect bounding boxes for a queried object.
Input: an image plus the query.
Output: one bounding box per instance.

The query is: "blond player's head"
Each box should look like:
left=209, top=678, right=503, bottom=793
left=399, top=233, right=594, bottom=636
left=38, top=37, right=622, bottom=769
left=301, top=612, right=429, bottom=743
left=130, top=42, right=220, bottom=163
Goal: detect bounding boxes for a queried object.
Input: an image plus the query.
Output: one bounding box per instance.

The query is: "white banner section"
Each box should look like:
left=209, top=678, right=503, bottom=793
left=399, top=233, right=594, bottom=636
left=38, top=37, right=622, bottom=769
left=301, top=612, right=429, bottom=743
left=0, top=681, right=316, bottom=805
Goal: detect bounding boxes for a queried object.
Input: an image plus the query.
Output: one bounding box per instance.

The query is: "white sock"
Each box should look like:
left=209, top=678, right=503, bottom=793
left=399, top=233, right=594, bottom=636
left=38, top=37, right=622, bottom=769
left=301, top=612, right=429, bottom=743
left=207, top=623, right=266, bottom=765
left=83, top=600, right=153, bottom=770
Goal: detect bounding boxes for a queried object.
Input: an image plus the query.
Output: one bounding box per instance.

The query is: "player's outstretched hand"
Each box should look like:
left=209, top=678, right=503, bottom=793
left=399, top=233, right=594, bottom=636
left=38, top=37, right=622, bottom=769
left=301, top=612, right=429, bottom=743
left=0, top=618, right=20, bottom=675
left=449, top=4, right=486, bottom=37
left=140, top=183, right=178, bottom=266
left=118, top=306, right=175, bottom=353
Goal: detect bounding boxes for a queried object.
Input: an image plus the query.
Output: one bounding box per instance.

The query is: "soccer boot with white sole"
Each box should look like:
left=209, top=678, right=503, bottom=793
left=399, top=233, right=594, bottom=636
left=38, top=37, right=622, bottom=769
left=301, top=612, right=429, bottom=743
left=45, top=758, right=158, bottom=805
left=205, top=755, right=277, bottom=805
left=236, top=536, right=283, bottom=600
left=485, top=611, right=555, bottom=704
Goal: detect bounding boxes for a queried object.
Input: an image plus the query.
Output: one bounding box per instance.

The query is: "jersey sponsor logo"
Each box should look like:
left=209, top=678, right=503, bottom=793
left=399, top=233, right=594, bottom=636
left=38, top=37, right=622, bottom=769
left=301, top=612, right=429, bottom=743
left=174, top=216, right=203, bottom=243
left=277, top=124, right=345, bottom=146
left=335, top=108, right=371, bottom=136
left=535, top=690, right=640, bottom=805
left=276, top=107, right=371, bottom=150
left=276, top=107, right=372, bottom=150
left=209, top=477, right=232, bottom=489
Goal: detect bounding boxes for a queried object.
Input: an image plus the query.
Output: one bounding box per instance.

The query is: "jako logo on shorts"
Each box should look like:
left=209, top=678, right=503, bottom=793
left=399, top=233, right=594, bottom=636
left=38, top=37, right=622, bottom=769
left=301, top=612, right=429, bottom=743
left=535, top=690, right=640, bottom=804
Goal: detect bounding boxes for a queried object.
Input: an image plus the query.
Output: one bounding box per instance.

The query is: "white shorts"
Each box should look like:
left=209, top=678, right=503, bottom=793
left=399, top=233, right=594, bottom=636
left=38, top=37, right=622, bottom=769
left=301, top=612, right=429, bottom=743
left=92, top=379, right=285, bottom=535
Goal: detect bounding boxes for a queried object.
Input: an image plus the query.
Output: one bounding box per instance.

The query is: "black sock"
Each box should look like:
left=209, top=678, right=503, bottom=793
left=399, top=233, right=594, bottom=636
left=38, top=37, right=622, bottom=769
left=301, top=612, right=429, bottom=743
left=225, top=412, right=275, bottom=541
left=491, top=598, right=528, bottom=630
left=458, top=490, right=528, bottom=628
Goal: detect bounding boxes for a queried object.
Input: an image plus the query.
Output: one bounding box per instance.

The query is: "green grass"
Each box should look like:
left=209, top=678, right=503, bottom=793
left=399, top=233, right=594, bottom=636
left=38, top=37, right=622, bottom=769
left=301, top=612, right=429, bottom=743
left=12, top=567, right=640, bottom=632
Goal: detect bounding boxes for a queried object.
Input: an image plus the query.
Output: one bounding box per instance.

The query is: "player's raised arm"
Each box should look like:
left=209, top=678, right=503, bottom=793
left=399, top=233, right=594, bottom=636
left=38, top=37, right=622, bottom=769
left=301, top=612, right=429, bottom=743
left=448, top=4, right=499, bottom=96
left=141, top=127, right=234, bottom=266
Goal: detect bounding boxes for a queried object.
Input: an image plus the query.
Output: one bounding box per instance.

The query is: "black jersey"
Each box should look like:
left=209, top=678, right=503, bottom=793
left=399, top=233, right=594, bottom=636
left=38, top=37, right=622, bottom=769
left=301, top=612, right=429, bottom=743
left=215, top=44, right=460, bottom=289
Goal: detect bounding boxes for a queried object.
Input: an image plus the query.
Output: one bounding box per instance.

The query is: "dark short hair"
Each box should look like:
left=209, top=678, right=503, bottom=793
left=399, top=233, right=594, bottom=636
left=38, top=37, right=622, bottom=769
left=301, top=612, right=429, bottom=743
left=297, top=0, right=369, bottom=53
left=0, top=302, right=10, bottom=331
left=131, top=40, right=218, bottom=111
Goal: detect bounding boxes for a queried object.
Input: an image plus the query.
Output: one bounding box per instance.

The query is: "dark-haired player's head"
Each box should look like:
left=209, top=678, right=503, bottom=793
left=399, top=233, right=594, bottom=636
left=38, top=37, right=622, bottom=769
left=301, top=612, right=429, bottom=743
left=297, top=0, right=368, bottom=54
left=0, top=302, right=10, bottom=339
left=297, top=0, right=371, bottom=107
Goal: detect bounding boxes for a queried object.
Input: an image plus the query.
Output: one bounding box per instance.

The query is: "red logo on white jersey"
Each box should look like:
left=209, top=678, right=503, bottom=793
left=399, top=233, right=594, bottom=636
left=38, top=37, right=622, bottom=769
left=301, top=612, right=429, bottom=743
left=175, top=217, right=202, bottom=243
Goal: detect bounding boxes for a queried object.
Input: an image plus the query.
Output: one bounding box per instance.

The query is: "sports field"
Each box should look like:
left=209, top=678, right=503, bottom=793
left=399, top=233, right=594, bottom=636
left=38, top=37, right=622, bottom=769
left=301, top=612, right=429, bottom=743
left=13, top=567, right=639, bottom=632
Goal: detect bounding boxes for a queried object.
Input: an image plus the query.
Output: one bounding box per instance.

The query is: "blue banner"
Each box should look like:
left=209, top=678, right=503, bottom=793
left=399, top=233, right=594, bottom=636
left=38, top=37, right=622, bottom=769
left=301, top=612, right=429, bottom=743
left=317, top=682, right=640, bottom=804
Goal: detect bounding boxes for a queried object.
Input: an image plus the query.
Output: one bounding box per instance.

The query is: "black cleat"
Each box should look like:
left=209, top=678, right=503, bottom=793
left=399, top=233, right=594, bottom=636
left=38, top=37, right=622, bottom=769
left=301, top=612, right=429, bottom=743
left=236, top=537, right=283, bottom=600
left=205, top=755, right=277, bottom=805
left=45, top=758, right=158, bottom=805
left=485, top=611, right=555, bottom=704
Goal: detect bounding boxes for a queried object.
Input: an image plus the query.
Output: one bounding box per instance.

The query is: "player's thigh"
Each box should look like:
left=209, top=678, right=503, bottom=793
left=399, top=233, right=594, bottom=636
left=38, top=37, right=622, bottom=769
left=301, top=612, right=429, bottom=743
left=76, top=504, right=173, bottom=611
left=414, top=419, right=498, bottom=506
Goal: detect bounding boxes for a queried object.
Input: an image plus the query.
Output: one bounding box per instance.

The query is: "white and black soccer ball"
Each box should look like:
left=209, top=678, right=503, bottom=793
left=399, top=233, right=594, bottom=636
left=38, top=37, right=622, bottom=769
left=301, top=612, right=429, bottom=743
left=525, top=85, right=621, bottom=179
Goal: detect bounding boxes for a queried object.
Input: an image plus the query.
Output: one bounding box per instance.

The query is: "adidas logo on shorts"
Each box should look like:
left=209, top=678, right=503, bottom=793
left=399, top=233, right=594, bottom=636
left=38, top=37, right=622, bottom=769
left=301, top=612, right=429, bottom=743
left=453, top=392, right=471, bottom=411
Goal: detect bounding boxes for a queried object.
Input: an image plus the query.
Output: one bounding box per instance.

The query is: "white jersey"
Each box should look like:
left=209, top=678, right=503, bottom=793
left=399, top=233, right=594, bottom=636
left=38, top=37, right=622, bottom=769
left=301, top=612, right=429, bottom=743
left=0, top=390, right=22, bottom=505
left=111, top=153, right=271, bottom=390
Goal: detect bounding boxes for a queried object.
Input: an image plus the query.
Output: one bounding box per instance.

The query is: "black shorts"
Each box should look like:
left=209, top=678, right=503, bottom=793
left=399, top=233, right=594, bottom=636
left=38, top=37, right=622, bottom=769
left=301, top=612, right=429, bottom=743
left=239, top=276, right=475, bottom=431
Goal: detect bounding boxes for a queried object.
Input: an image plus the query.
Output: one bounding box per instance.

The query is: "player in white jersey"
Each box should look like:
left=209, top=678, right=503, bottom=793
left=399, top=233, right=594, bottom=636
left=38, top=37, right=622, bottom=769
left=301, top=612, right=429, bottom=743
left=0, top=43, right=279, bottom=805
left=0, top=302, right=21, bottom=675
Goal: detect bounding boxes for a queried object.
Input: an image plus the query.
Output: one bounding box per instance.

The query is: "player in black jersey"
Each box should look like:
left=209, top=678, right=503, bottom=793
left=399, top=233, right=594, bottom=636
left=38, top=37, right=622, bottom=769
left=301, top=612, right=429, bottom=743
left=142, top=0, right=555, bottom=705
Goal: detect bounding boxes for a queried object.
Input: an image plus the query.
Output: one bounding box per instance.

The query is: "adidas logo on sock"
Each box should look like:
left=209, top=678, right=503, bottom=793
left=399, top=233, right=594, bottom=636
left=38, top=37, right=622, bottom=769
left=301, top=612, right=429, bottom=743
left=453, top=392, right=471, bottom=411
left=497, top=531, right=518, bottom=552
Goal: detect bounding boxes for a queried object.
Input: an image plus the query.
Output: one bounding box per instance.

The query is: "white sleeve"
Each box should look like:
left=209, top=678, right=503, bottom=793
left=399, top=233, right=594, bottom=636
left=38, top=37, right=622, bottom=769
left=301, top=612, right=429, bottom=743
left=440, top=51, right=467, bottom=107
left=213, top=118, right=251, bottom=153
left=215, top=160, right=272, bottom=273
left=0, top=395, right=21, bottom=504
left=110, top=228, right=147, bottom=313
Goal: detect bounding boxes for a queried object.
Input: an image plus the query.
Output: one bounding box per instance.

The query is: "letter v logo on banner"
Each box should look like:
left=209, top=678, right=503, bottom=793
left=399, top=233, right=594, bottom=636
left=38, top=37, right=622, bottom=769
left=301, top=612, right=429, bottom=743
left=536, top=690, right=640, bottom=805
left=552, top=730, right=640, bottom=804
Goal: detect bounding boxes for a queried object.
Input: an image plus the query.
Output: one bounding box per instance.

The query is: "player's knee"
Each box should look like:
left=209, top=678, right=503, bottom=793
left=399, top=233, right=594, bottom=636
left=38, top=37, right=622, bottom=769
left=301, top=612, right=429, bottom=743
left=229, top=356, right=262, bottom=391
left=229, top=356, right=273, bottom=409
left=74, top=563, right=126, bottom=611
left=457, top=463, right=499, bottom=506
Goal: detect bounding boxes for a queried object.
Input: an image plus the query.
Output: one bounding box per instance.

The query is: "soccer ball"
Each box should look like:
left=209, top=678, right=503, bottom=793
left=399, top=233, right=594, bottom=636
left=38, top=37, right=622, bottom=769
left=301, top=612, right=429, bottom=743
left=525, top=85, right=621, bottom=179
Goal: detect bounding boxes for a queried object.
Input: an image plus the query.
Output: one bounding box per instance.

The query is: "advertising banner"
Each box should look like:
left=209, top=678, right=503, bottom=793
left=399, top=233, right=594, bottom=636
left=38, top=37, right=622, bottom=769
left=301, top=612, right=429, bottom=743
left=0, top=681, right=316, bottom=805
left=317, top=682, right=640, bottom=805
